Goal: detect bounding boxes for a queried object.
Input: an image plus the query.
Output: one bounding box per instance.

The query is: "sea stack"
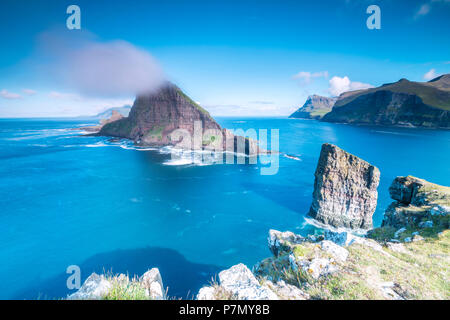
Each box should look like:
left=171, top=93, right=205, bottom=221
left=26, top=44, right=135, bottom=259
left=308, top=143, right=380, bottom=229
left=98, top=82, right=260, bottom=154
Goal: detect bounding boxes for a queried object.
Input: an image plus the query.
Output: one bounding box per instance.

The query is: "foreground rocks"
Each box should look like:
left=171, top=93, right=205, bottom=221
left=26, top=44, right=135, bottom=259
left=308, top=143, right=380, bottom=229
left=68, top=268, right=166, bottom=300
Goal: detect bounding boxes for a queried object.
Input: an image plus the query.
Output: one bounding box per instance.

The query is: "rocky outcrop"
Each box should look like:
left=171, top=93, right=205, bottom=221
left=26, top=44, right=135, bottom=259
left=268, top=229, right=307, bottom=257
left=196, top=264, right=279, bottom=300
left=98, top=82, right=262, bottom=155
left=67, top=273, right=112, bottom=300
left=78, top=110, right=124, bottom=133
left=289, top=95, right=337, bottom=119
left=308, top=143, right=380, bottom=229
left=381, top=176, right=450, bottom=229
left=322, top=75, right=450, bottom=128
left=68, top=268, right=166, bottom=300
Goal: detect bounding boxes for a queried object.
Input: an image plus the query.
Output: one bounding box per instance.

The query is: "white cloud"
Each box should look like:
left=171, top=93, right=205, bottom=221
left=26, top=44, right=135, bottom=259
left=0, top=89, right=22, bottom=99
left=414, top=1, right=450, bottom=19
left=423, top=68, right=441, bottom=80
left=48, top=91, right=82, bottom=100
left=328, top=76, right=374, bottom=96
left=38, top=30, right=166, bottom=97
left=414, top=3, right=431, bottom=18
left=22, top=89, right=37, bottom=96
left=293, top=71, right=329, bottom=84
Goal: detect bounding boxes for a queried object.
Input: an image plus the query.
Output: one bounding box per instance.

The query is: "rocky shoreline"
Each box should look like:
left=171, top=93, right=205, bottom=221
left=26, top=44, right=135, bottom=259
left=68, top=143, right=449, bottom=300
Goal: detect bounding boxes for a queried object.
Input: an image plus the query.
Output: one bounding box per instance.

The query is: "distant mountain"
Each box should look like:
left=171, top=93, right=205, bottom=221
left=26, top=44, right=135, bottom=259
left=322, top=74, right=450, bottom=128
left=289, top=95, right=337, bottom=119
left=95, top=106, right=131, bottom=119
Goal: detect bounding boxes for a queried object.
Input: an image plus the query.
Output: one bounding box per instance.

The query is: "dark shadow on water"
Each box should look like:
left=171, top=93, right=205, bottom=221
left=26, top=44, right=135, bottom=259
left=13, top=247, right=223, bottom=300
left=242, top=182, right=311, bottom=214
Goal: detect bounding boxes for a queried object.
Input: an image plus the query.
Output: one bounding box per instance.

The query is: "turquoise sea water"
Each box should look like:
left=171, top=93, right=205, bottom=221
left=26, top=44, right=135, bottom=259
left=0, top=117, right=449, bottom=299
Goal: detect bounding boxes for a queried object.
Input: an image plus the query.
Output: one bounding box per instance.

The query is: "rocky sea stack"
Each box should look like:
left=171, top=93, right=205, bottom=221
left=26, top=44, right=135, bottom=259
left=98, top=82, right=260, bottom=154
left=322, top=74, right=450, bottom=128
left=308, top=143, right=380, bottom=229
left=289, top=95, right=337, bottom=120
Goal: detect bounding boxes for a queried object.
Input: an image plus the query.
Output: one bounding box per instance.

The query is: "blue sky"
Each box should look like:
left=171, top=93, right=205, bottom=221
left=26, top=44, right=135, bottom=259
left=0, top=0, right=449, bottom=117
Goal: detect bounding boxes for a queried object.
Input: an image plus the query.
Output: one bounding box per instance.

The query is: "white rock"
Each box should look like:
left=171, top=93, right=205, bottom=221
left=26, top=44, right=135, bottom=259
left=67, top=273, right=112, bottom=300
left=141, top=268, right=165, bottom=300
left=265, top=280, right=309, bottom=300
left=394, top=228, right=406, bottom=238
left=324, top=230, right=385, bottom=254
left=379, top=282, right=404, bottom=300
left=196, top=286, right=216, bottom=300
left=386, top=242, right=407, bottom=253
left=218, top=263, right=278, bottom=300
left=303, top=258, right=338, bottom=279
left=320, top=240, right=349, bottom=262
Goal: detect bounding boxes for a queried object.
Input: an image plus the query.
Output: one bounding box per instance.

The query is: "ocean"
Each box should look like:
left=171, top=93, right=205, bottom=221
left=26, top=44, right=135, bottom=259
left=0, top=117, right=449, bottom=299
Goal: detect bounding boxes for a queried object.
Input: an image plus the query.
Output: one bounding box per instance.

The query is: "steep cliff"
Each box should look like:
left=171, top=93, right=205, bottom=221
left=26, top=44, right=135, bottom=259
left=98, top=82, right=260, bottom=154
left=380, top=176, right=450, bottom=230
left=289, top=95, right=337, bottom=119
left=308, top=143, right=380, bottom=229
left=99, top=82, right=222, bottom=146
left=322, top=75, right=450, bottom=128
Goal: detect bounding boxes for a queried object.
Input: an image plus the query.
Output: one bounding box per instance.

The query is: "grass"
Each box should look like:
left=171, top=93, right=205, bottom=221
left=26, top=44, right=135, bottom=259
left=102, top=274, right=150, bottom=300
left=255, top=230, right=450, bottom=300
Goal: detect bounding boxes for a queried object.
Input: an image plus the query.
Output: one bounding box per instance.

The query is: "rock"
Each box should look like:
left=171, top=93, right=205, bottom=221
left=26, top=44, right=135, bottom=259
left=265, top=280, right=310, bottom=300
left=324, top=230, right=363, bottom=246
left=379, top=282, right=405, bottom=300
left=302, top=258, right=338, bottom=279
left=382, top=176, right=450, bottom=228
left=78, top=110, right=125, bottom=132
left=324, top=230, right=385, bottom=254
left=196, top=286, right=217, bottom=300
left=268, top=229, right=305, bottom=256
left=321, top=75, right=450, bottom=129
left=431, top=205, right=450, bottom=216
left=412, top=235, right=424, bottom=242
left=394, top=227, right=406, bottom=238
left=419, top=221, right=433, bottom=228
left=140, top=268, right=165, bottom=300
left=386, top=242, right=407, bottom=253
left=289, top=95, right=337, bottom=120
left=218, top=264, right=278, bottom=300
left=308, top=143, right=380, bottom=229
left=98, top=82, right=262, bottom=155
left=67, top=273, right=112, bottom=300
left=289, top=254, right=338, bottom=279
left=320, top=240, right=349, bottom=262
